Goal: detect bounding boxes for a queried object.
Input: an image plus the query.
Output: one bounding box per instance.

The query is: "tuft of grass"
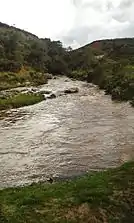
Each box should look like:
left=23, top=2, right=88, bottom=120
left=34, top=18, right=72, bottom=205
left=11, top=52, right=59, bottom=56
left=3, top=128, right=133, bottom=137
left=0, top=161, right=133, bottom=223
left=0, top=93, right=45, bottom=110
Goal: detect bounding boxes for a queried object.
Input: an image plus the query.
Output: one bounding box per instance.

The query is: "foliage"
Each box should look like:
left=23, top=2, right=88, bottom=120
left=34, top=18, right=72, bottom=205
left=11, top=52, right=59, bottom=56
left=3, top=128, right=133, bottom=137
left=0, top=162, right=133, bottom=222
left=0, top=71, right=48, bottom=91
left=68, top=70, right=88, bottom=80
left=0, top=93, right=44, bottom=110
left=88, top=61, right=134, bottom=102
left=67, top=46, right=96, bottom=71
left=69, top=48, right=134, bottom=105
left=0, top=22, right=69, bottom=75
left=0, top=21, right=134, bottom=105
left=89, top=38, right=134, bottom=57
left=0, top=59, right=21, bottom=72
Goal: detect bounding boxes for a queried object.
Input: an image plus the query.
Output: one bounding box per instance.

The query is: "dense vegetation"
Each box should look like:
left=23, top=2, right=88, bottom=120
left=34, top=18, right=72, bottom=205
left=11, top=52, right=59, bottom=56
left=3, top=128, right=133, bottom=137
left=0, top=22, right=68, bottom=75
left=0, top=22, right=134, bottom=106
left=86, top=60, right=134, bottom=102
left=89, top=38, right=134, bottom=61
left=68, top=39, right=134, bottom=105
left=0, top=70, right=50, bottom=91
left=0, top=161, right=133, bottom=223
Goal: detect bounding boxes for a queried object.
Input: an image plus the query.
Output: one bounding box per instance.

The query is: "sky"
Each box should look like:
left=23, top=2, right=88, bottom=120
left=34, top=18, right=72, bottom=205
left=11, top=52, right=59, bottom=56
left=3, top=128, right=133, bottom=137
left=0, top=0, right=134, bottom=49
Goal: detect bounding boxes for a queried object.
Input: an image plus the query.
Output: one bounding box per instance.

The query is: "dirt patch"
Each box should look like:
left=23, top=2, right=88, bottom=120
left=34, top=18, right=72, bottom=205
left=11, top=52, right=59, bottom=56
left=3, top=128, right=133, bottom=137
left=64, top=203, right=108, bottom=223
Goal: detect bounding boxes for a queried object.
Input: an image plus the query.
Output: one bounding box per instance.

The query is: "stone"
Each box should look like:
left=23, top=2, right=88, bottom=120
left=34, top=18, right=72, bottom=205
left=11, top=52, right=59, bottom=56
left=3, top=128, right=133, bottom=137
left=64, top=87, right=79, bottom=94
left=64, top=79, right=69, bottom=82
left=46, top=93, right=56, bottom=99
left=40, top=90, right=52, bottom=95
left=45, top=73, right=53, bottom=79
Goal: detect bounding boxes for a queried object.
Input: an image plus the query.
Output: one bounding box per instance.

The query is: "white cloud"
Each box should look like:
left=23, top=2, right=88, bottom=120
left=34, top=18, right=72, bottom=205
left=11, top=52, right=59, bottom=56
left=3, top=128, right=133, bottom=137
left=0, top=0, right=134, bottom=49
left=62, top=0, right=134, bottom=48
left=0, top=0, right=75, bottom=38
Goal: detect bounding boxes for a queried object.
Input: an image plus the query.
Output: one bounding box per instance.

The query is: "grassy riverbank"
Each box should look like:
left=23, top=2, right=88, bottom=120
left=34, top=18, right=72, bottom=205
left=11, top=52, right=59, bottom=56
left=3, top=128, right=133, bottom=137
left=0, top=93, right=45, bottom=110
left=0, top=162, right=133, bottom=223
left=0, top=71, right=51, bottom=91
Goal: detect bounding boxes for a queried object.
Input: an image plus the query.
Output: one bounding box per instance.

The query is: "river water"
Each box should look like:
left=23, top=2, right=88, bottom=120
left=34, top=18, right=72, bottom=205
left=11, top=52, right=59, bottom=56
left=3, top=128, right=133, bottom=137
left=0, top=77, right=134, bottom=188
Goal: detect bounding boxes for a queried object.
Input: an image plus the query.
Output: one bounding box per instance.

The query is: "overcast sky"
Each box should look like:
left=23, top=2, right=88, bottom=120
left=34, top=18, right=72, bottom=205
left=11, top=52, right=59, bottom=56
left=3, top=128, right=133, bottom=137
left=0, top=0, right=134, bottom=48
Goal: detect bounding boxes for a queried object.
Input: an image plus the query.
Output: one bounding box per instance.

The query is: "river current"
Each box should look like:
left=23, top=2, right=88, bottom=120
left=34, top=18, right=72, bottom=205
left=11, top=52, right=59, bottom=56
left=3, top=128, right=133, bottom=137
left=0, top=77, right=134, bottom=188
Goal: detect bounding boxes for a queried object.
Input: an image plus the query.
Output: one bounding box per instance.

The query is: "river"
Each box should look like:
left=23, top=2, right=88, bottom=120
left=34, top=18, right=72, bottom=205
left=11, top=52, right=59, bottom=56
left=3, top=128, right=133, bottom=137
left=0, top=77, right=134, bottom=188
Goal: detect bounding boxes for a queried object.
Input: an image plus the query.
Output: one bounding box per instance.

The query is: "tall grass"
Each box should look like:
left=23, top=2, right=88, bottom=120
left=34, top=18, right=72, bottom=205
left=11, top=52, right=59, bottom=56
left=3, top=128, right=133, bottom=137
left=0, top=71, right=48, bottom=91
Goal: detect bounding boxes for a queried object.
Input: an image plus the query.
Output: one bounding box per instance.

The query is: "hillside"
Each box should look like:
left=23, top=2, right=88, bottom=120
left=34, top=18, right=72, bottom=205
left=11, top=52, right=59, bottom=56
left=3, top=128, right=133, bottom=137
left=0, top=22, right=134, bottom=106
left=68, top=38, right=134, bottom=106
left=1, top=21, right=134, bottom=73
left=0, top=22, right=68, bottom=74
left=88, top=38, right=134, bottom=61
left=68, top=37, right=134, bottom=73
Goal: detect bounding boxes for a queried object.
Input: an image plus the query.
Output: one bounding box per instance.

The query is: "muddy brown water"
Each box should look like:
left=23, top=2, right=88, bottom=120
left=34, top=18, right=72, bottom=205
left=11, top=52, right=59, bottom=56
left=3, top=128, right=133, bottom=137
left=0, top=77, right=134, bottom=188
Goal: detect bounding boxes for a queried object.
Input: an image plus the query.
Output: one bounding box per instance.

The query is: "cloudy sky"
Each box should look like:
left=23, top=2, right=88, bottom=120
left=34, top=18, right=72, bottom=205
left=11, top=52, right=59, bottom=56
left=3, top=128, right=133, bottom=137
left=0, top=0, right=134, bottom=48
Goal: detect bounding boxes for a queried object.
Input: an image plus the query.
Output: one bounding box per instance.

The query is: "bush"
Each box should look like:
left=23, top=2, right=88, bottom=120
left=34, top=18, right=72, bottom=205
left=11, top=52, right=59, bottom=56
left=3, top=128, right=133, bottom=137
left=0, top=71, right=48, bottom=91
left=68, top=70, right=88, bottom=80
left=70, top=60, right=134, bottom=105
left=29, top=72, right=48, bottom=85
left=0, top=59, right=21, bottom=72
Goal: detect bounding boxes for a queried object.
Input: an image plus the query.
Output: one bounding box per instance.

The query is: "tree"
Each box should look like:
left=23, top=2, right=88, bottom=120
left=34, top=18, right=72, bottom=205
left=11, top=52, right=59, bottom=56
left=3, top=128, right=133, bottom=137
left=26, top=41, right=46, bottom=72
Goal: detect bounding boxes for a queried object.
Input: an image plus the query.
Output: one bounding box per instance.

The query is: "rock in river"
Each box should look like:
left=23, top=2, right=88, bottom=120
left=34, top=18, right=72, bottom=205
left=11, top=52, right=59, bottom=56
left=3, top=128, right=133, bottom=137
left=64, top=87, right=79, bottom=94
left=39, top=90, right=52, bottom=95
left=46, top=93, right=56, bottom=99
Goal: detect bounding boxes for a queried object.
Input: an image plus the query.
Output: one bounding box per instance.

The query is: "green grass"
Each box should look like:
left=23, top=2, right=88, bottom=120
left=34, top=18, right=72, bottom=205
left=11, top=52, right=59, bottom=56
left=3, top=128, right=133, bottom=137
left=0, top=71, right=48, bottom=91
left=0, top=162, right=133, bottom=223
left=0, top=93, right=45, bottom=110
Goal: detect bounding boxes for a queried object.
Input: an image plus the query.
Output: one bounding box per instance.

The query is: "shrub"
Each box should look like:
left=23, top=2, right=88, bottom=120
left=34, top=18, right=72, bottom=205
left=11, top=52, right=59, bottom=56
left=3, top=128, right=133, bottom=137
left=0, top=71, right=48, bottom=90
left=68, top=70, right=88, bottom=80
left=0, top=59, right=21, bottom=72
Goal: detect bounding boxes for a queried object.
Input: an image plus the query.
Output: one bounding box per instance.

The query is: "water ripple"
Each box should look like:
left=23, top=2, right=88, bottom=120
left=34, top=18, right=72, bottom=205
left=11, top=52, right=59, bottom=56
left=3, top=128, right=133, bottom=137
left=0, top=77, right=134, bottom=188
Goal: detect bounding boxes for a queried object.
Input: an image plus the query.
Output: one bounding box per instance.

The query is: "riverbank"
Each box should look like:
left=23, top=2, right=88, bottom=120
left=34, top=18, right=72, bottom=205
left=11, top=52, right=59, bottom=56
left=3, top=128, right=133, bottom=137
left=0, top=70, right=53, bottom=110
left=0, top=93, right=45, bottom=110
left=0, top=71, right=52, bottom=91
left=0, top=161, right=133, bottom=223
left=68, top=63, right=134, bottom=107
left=0, top=80, right=79, bottom=111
